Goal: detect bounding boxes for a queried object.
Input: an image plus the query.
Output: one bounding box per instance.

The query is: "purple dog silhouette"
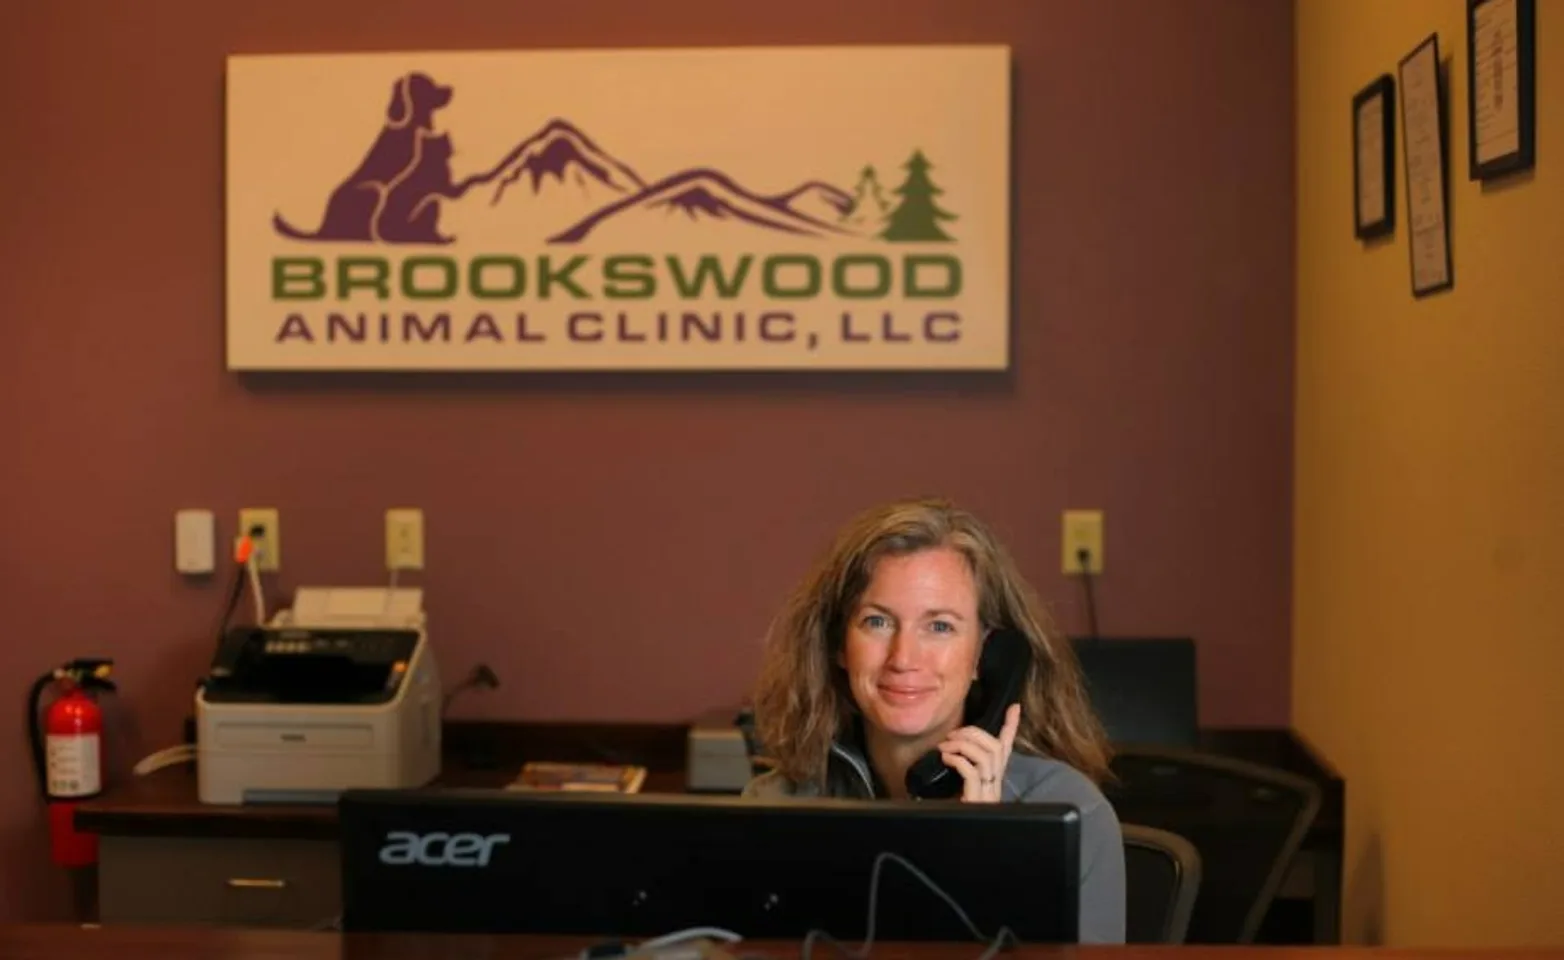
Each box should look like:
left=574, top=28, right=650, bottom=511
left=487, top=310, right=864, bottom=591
left=273, top=72, right=483, bottom=244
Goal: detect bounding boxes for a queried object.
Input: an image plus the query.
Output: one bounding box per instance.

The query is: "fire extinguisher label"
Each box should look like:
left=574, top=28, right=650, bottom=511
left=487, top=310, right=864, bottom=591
left=46, top=735, right=100, bottom=797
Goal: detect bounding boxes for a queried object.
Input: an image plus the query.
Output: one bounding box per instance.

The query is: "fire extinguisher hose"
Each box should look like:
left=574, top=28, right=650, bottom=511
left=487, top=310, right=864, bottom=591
left=27, top=670, right=56, bottom=800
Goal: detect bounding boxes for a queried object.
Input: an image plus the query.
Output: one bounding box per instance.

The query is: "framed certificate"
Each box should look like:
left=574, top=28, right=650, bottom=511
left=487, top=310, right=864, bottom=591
left=1467, top=0, right=1536, bottom=180
left=1398, top=33, right=1454, bottom=297
left=1353, top=74, right=1396, bottom=240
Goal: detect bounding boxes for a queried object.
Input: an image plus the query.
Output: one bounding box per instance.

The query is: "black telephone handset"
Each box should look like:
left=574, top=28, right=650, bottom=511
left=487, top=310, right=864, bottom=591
left=904, top=627, right=1033, bottom=800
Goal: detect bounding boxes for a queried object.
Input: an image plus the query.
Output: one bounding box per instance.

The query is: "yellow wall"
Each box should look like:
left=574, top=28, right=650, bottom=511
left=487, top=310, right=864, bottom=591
left=1295, top=0, right=1564, bottom=947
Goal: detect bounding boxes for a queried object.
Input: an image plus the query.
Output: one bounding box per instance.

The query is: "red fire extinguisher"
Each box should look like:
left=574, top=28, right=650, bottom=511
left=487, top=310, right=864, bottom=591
left=28, top=658, right=116, bottom=868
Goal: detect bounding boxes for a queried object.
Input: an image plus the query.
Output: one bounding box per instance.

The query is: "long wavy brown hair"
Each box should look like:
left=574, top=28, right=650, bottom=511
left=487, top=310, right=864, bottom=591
left=751, top=497, right=1112, bottom=788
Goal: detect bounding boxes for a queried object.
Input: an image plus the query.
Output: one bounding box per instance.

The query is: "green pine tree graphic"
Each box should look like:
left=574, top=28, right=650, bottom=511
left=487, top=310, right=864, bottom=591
left=880, top=150, right=957, bottom=242
left=841, top=164, right=892, bottom=228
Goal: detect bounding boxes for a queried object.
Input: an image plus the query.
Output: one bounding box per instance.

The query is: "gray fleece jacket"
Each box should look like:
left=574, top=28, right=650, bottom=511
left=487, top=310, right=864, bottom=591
left=742, top=735, right=1126, bottom=944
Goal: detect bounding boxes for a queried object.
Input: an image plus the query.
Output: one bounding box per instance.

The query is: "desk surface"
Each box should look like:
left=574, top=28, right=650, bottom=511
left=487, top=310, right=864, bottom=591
left=76, top=723, right=1341, bottom=842
left=76, top=721, right=699, bottom=839
left=2, top=926, right=1556, bottom=960
left=76, top=765, right=690, bottom=839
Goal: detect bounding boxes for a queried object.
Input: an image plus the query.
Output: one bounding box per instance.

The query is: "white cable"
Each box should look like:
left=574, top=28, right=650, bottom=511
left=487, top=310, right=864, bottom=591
left=568, top=855, right=1007, bottom=960
left=575, top=927, right=743, bottom=960
left=382, top=565, right=399, bottom=620
left=636, top=927, right=742, bottom=952
left=133, top=744, right=196, bottom=776
left=247, top=554, right=265, bottom=624
left=801, top=851, right=1018, bottom=960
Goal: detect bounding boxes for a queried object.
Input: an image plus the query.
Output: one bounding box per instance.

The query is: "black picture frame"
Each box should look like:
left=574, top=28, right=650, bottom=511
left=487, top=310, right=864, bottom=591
left=1398, top=32, right=1454, bottom=298
left=1352, top=74, right=1396, bottom=240
left=1467, top=0, right=1536, bottom=180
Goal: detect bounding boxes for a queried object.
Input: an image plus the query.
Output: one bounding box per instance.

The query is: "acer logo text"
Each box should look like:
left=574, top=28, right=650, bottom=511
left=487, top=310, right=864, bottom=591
left=377, top=830, right=512, bottom=867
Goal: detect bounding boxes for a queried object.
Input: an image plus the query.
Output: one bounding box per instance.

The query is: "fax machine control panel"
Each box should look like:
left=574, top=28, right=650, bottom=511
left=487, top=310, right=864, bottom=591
left=203, top=627, right=421, bottom=705
left=260, top=629, right=416, bottom=662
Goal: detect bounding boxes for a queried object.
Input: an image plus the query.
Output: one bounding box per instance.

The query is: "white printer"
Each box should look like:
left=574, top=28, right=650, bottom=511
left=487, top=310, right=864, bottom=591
left=195, top=586, right=442, bottom=805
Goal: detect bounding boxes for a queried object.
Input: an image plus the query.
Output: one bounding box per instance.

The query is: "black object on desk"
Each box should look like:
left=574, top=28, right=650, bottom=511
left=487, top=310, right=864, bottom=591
left=337, top=789, right=1082, bottom=943
left=203, top=625, right=422, bottom=705
left=1071, top=636, right=1199, bottom=748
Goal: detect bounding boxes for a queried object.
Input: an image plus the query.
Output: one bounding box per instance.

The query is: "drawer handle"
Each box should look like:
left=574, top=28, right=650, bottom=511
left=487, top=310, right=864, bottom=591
left=226, top=877, right=288, bottom=890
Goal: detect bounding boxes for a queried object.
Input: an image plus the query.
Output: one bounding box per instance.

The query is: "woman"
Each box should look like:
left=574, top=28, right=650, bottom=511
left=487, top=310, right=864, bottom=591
left=744, top=498, right=1125, bottom=943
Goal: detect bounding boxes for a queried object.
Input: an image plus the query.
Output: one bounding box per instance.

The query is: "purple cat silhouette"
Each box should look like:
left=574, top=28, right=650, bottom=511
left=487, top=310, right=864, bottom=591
left=273, top=72, right=481, bottom=244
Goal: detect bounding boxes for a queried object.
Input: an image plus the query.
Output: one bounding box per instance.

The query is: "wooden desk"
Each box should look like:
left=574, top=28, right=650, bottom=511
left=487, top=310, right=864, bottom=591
left=3, top=924, right=1560, bottom=960
left=74, top=744, right=688, bottom=841
left=74, top=723, right=1343, bottom=943
left=75, top=722, right=691, bottom=929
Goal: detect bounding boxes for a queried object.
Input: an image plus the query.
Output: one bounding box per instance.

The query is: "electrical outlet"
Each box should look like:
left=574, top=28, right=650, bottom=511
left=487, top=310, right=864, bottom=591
left=1061, top=509, right=1104, bottom=575
left=386, top=508, right=425, bottom=571
left=238, top=507, right=281, bottom=571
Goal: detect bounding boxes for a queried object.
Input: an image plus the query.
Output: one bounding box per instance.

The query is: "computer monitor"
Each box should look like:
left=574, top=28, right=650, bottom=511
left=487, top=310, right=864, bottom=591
left=337, top=788, right=1082, bottom=943
left=1071, top=636, right=1200, bottom=748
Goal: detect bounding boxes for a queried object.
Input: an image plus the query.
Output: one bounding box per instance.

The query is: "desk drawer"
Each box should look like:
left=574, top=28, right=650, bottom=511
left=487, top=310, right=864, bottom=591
left=98, top=835, right=338, bottom=928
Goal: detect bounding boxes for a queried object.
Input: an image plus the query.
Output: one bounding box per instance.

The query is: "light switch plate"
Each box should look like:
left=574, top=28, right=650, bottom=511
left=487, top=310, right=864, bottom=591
left=386, top=508, right=425, bottom=571
left=174, top=509, right=215, bottom=574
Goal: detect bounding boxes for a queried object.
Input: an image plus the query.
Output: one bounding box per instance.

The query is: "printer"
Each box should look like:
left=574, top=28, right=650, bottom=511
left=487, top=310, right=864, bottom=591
left=195, top=586, right=442, bottom=805
left=686, top=706, right=766, bottom=793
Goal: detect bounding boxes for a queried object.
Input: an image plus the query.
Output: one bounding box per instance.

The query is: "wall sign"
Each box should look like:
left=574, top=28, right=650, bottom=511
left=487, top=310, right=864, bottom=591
left=1398, top=33, right=1454, bottom=298
left=1467, top=0, right=1536, bottom=181
left=225, top=46, right=1013, bottom=372
left=1352, top=74, right=1396, bottom=241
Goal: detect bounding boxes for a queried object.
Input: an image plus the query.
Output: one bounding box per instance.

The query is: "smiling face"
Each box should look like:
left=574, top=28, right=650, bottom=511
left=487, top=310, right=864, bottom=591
left=839, top=546, right=984, bottom=743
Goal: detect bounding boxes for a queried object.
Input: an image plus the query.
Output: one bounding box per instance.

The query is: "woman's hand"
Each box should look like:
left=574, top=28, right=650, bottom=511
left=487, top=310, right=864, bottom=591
left=938, top=703, right=1021, bottom=803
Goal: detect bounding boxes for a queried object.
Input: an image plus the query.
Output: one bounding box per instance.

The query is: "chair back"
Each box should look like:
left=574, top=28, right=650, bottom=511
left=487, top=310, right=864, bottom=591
left=1121, top=823, right=1201, bottom=943
left=1104, top=746, right=1321, bottom=943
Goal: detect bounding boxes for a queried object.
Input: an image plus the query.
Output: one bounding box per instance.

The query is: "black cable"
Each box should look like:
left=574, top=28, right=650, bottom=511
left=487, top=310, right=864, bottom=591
left=441, top=663, right=500, bottom=717
left=213, top=556, right=248, bottom=645
left=802, top=851, right=1019, bottom=960
left=211, top=526, right=269, bottom=644
left=1076, top=547, right=1099, bottom=640
left=193, top=560, right=251, bottom=701
left=26, top=671, right=55, bottom=799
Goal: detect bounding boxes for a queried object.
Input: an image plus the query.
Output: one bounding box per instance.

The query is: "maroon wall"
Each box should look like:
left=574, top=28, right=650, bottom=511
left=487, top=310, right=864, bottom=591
left=0, top=0, right=1295, bottom=920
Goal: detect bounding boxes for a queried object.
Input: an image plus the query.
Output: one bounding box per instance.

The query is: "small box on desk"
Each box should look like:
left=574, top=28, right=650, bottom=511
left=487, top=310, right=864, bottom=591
left=685, top=707, right=757, bottom=793
left=506, top=762, right=647, bottom=794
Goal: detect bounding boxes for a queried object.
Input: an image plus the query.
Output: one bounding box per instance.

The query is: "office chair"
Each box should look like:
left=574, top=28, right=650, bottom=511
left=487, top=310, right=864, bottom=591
left=1104, top=746, right=1321, bottom=943
left=1121, top=823, right=1202, bottom=944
